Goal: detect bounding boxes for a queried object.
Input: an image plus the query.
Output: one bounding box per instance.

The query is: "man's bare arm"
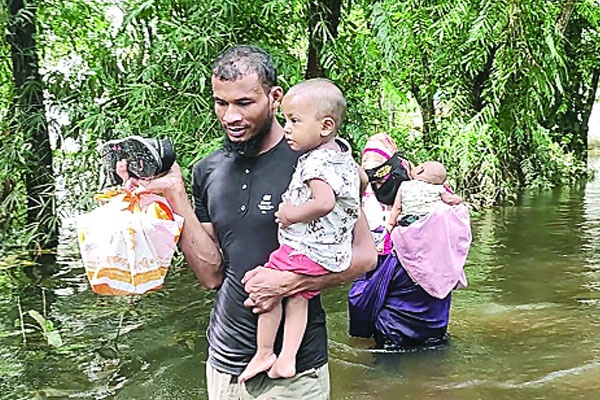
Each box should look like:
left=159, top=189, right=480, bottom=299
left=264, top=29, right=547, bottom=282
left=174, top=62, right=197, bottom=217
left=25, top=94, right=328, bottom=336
left=171, top=192, right=224, bottom=290
left=118, top=161, right=223, bottom=289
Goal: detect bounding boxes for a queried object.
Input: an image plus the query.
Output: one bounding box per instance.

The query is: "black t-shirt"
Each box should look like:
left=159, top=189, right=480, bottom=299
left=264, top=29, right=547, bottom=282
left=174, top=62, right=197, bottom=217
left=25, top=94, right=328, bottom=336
left=192, top=138, right=328, bottom=375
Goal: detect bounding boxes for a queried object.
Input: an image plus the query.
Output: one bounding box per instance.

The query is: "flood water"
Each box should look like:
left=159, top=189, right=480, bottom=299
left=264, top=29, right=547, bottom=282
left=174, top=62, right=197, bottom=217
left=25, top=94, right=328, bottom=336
left=1, top=154, right=600, bottom=400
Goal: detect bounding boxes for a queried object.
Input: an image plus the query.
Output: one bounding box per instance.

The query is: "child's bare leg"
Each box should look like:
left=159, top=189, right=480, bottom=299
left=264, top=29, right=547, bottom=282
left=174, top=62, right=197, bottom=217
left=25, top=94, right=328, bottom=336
left=268, top=294, right=308, bottom=379
left=238, top=301, right=282, bottom=383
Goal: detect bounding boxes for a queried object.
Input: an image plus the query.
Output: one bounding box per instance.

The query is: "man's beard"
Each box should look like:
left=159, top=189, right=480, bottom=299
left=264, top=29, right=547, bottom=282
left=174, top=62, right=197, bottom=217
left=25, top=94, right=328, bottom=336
left=222, top=114, right=273, bottom=158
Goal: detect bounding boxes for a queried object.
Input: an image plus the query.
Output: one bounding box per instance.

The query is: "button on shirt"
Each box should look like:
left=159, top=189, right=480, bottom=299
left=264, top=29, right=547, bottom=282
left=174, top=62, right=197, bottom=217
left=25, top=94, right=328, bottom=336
left=192, top=139, right=328, bottom=376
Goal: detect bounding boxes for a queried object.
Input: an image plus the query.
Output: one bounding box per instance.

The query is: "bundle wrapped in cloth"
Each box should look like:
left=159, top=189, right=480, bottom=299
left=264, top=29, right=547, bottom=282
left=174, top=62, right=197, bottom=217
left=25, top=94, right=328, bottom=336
left=77, top=189, right=184, bottom=295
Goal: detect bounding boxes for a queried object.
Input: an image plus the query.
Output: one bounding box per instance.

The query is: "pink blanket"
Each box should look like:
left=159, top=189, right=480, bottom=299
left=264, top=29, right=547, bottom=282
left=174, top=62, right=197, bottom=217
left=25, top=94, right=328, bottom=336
left=390, top=202, right=471, bottom=299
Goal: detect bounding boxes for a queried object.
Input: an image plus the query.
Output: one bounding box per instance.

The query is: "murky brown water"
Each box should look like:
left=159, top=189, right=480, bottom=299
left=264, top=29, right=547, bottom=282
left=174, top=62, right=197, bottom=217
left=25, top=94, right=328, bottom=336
left=1, top=154, right=600, bottom=399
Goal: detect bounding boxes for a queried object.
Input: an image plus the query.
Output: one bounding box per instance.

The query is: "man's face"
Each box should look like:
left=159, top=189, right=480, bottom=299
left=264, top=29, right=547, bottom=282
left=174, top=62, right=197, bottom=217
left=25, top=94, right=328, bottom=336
left=212, top=73, right=275, bottom=155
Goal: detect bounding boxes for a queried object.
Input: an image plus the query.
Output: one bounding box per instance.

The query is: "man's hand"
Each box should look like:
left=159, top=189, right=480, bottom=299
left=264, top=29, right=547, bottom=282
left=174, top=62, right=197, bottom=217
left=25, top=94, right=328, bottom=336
left=242, top=267, right=299, bottom=314
left=116, top=160, right=186, bottom=208
left=274, top=198, right=295, bottom=229
left=118, top=159, right=224, bottom=289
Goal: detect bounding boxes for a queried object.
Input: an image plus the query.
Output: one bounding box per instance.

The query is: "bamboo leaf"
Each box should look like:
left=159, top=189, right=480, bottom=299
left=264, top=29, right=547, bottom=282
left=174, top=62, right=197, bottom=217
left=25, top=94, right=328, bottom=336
left=27, top=310, right=46, bottom=330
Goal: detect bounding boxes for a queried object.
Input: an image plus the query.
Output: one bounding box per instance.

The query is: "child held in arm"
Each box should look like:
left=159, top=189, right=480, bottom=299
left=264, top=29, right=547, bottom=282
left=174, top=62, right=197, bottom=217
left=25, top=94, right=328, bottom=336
left=239, top=79, right=361, bottom=383
left=387, top=161, right=462, bottom=232
left=385, top=160, right=470, bottom=300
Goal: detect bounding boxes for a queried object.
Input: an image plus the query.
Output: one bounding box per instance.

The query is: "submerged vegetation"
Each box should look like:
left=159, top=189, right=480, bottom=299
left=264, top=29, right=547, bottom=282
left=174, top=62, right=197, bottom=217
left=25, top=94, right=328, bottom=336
left=1, top=0, right=599, bottom=259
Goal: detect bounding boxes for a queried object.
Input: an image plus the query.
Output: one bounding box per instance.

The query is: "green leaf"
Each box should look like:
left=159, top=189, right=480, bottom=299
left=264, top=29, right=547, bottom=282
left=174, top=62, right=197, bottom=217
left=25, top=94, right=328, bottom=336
left=46, top=331, right=63, bottom=348
left=45, top=320, right=55, bottom=331
left=27, top=310, right=62, bottom=347
left=27, top=310, right=46, bottom=330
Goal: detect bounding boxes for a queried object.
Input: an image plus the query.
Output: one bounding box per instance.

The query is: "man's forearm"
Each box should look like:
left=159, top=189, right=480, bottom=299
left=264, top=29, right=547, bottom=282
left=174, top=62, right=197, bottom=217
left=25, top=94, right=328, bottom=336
left=287, top=266, right=368, bottom=295
left=285, top=210, right=377, bottom=295
left=168, top=189, right=223, bottom=289
left=243, top=209, right=377, bottom=314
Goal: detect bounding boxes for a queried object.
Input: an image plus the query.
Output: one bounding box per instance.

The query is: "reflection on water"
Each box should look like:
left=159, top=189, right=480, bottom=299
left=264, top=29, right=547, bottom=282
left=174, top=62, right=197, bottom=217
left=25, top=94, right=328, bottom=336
left=2, top=154, right=600, bottom=399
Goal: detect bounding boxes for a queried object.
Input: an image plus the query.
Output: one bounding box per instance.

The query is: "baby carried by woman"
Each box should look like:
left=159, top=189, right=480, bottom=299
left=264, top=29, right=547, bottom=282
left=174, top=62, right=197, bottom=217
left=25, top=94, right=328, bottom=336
left=349, top=133, right=471, bottom=348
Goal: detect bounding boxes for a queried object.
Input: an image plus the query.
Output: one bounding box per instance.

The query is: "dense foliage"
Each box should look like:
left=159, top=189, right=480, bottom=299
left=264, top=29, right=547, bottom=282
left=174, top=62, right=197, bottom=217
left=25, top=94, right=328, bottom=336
left=1, top=0, right=599, bottom=259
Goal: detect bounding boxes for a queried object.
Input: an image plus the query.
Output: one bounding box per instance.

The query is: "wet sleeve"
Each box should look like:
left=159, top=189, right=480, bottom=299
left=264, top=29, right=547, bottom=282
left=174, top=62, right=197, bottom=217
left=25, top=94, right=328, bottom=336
left=192, top=162, right=211, bottom=223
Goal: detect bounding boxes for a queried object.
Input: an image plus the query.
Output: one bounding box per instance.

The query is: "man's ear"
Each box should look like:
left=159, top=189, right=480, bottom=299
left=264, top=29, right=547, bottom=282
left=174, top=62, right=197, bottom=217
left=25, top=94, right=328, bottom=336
left=270, top=86, right=284, bottom=110
left=320, top=117, right=336, bottom=137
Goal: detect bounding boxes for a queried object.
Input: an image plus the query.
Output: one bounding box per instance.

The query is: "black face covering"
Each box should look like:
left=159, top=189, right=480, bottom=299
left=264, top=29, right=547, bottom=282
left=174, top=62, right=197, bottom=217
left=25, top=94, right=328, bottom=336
left=365, top=152, right=411, bottom=205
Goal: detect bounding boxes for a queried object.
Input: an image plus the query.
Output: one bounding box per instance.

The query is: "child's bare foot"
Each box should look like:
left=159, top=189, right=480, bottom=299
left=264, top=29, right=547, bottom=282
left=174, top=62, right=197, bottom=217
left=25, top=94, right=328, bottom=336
left=239, top=353, right=276, bottom=383
left=267, top=357, right=296, bottom=379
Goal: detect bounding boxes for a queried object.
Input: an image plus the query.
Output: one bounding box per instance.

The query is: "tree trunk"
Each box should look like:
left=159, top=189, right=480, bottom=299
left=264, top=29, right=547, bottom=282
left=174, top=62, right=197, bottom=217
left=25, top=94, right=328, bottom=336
left=556, top=0, right=577, bottom=34
left=305, top=0, right=342, bottom=79
left=580, top=68, right=600, bottom=156
left=471, top=44, right=499, bottom=113
left=411, top=85, right=437, bottom=151
left=7, top=0, right=58, bottom=251
left=411, top=51, right=437, bottom=151
left=554, top=14, right=596, bottom=162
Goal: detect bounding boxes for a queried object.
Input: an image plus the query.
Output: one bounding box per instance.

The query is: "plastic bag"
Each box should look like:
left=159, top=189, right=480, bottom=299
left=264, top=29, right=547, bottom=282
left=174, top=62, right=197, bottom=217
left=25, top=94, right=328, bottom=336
left=77, top=190, right=184, bottom=295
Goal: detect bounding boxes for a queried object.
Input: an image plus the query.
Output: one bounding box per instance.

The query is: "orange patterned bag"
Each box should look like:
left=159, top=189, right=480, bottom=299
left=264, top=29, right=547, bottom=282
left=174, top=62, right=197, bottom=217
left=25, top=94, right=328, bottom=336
left=77, top=190, right=184, bottom=295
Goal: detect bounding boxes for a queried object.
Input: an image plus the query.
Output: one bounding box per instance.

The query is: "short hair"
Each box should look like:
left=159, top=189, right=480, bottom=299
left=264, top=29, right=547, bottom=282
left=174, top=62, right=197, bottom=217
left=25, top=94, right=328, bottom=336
left=287, top=78, right=347, bottom=129
left=212, top=45, right=277, bottom=92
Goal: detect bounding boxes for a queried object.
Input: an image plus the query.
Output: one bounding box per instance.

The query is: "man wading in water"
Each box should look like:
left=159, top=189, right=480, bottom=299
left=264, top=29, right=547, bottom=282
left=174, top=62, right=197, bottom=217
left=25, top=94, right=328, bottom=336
left=118, top=45, right=376, bottom=399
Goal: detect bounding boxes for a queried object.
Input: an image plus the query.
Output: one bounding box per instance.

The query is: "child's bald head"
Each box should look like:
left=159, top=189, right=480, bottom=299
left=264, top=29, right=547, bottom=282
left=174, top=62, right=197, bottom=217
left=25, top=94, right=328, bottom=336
left=412, top=161, right=447, bottom=184
left=286, top=78, right=346, bottom=132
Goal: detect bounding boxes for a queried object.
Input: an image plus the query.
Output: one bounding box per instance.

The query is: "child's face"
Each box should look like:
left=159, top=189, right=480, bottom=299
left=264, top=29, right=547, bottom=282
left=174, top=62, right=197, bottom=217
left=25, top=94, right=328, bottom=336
left=281, top=93, right=326, bottom=151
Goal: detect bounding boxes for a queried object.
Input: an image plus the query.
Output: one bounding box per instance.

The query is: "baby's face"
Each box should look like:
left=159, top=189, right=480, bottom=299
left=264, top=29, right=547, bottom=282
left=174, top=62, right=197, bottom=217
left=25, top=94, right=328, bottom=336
left=281, top=93, right=324, bottom=151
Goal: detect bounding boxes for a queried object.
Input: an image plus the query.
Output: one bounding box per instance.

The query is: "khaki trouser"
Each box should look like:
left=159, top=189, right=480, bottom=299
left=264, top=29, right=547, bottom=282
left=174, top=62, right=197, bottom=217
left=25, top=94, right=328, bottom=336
left=206, top=362, right=330, bottom=400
